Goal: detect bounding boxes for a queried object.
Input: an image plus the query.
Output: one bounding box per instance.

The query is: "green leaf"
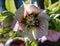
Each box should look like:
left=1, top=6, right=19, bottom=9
left=25, top=0, right=32, bottom=4
left=0, top=27, right=11, bottom=34
left=54, top=18, right=60, bottom=32
left=4, top=15, right=14, bottom=23
left=0, top=13, right=7, bottom=22
left=49, top=18, right=60, bottom=32
left=9, top=31, right=16, bottom=38
left=3, top=27, right=12, bottom=34
left=47, top=1, right=59, bottom=14
left=52, top=5, right=60, bottom=13
left=5, top=0, right=16, bottom=14
left=26, top=41, right=31, bottom=46
left=0, top=11, right=14, bottom=22
left=3, top=11, right=14, bottom=23
left=44, top=0, right=51, bottom=8
left=50, top=14, right=60, bottom=19
left=0, top=28, right=3, bottom=34
left=47, top=1, right=59, bottom=11
left=49, top=18, right=56, bottom=30
left=31, top=40, right=38, bottom=46
left=1, top=11, right=14, bottom=16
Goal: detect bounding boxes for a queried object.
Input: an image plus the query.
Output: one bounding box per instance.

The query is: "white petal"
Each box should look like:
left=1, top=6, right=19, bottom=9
left=5, top=39, right=13, bottom=46
left=24, top=37, right=30, bottom=42
left=0, top=43, right=4, bottom=46
left=40, top=36, right=47, bottom=43
left=13, top=21, right=19, bottom=32
left=33, top=1, right=38, bottom=7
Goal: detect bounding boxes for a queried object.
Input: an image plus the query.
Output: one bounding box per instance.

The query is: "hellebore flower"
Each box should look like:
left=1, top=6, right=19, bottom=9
left=11, top=2, right=50, bottom=42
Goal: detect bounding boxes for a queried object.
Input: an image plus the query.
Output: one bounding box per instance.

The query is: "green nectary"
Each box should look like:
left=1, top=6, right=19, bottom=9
left=21, top=14, right=40, bottom=31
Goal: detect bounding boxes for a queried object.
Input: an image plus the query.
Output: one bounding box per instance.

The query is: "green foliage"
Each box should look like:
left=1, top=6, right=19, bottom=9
left=26, top=40, right=38, bottom=46
left=0, top=11, right=14, bottom=22
left=44, top=0, right=60, bottom=32
left=26, top=41, right=31, bottom=46
left=9, top=31, right=21, bottom=39
left=25, top=0, right=32, bottom=4
left=0, top=27, right=12, bottom=35
left=47, top=1, right=59, bottom=10
left=44, top=0, right=51, bottom=8
left=31, top=40, right=38, bottom=46
left=0, top=12, right=7, bottom=22
left=49, top=18, right=60, bottom=31
left=5, top=0, right=16, bottom=14
left=46, top=0, right=60, bottom=14
left=54, top=18, right=60, bottom=31
left=0, top=27, right=22, bottom=39
left=0, top=28, right=3, bottom=34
